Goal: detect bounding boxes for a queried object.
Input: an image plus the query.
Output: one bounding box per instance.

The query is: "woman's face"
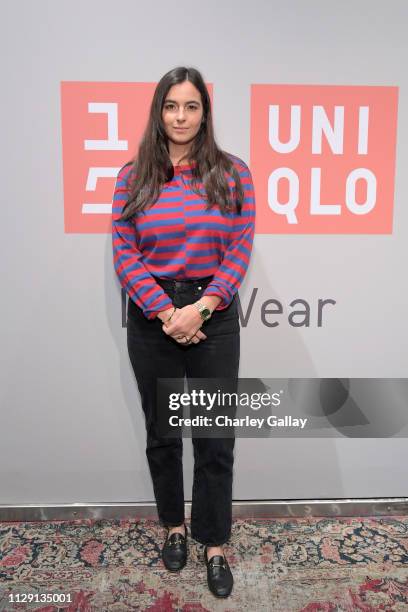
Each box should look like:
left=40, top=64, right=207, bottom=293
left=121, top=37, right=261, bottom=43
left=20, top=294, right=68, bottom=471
left=161, top=80, right=204, bottom=150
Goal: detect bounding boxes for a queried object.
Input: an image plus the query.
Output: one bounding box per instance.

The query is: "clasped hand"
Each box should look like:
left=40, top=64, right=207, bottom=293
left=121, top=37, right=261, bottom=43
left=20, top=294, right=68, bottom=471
left=161, top=304, right=207, bottom=345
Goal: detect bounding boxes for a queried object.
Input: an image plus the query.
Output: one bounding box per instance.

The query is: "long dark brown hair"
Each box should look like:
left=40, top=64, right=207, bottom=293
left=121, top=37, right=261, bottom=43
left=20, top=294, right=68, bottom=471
left=118, top=66, right=245, bottom=221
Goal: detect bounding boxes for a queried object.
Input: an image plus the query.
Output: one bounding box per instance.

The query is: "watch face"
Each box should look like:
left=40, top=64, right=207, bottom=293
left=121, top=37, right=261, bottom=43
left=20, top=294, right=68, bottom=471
left=201, top=307, right=211, bottom=319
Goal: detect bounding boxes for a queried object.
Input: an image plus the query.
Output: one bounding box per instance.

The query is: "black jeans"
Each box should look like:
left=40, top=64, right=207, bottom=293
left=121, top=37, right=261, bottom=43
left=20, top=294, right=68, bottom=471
left=126, top=276, right=240, bottom=546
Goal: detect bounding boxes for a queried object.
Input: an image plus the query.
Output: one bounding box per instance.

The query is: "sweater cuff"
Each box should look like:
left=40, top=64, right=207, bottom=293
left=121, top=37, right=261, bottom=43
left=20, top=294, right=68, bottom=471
left=201, top=286, right=233, bottom=311
left=148, top=304, right=174, bottom=320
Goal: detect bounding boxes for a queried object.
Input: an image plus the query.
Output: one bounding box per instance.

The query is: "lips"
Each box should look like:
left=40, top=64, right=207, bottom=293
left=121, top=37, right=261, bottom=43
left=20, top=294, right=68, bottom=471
left=174, top=127, right=188, bottom=131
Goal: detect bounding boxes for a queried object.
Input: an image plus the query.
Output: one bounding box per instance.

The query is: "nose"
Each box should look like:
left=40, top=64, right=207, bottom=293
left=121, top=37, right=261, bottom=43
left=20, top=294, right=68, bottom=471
left=176, top=107, right=186, bottom=121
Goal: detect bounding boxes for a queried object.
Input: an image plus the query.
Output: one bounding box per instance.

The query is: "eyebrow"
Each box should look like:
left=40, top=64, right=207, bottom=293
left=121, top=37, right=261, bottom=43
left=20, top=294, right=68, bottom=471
left=164, top=99, right=201, bottom=104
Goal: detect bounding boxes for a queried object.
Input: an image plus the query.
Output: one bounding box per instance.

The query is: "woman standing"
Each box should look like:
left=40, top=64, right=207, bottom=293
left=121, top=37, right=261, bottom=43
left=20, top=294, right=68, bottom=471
left=112, top=66, right=255, bottom=598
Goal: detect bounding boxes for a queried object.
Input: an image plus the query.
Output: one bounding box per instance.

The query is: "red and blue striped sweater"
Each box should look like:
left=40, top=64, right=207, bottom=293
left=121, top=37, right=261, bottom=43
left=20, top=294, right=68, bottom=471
left=111, top=153, right=256, bottom=319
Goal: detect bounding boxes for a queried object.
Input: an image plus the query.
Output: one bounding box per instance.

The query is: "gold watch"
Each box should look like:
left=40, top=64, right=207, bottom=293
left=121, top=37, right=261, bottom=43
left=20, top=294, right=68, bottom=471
left=194, top=301, right=212, bottom=321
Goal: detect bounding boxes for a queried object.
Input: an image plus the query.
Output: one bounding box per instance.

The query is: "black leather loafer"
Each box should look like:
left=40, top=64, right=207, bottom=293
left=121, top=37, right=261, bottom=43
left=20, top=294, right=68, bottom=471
left=204, top=545, right=233, bottom=598
left=161, top=524, right=188, bottom=572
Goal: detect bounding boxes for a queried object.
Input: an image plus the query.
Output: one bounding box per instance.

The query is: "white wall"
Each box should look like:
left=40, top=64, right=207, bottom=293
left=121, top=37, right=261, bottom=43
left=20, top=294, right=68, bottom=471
left=1, top=0, right=407, bottom=504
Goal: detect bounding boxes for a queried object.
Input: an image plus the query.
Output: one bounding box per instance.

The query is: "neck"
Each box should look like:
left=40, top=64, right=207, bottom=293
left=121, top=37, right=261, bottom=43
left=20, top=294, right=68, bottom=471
left=168, top=143, right=192, bottom=166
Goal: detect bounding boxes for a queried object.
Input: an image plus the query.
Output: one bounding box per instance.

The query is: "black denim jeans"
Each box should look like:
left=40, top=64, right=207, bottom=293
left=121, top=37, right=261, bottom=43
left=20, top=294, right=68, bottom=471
left=126, top=276, right=240, bottom=546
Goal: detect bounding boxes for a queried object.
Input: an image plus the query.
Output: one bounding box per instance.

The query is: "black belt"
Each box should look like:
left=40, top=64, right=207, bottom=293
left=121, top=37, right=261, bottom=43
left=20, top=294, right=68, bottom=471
left=153, top=275, right=213, bottom=290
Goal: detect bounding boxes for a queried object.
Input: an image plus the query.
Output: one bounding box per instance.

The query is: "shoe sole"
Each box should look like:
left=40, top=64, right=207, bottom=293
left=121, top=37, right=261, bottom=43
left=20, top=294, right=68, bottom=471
left=208, top=587, right=233, bottom=598
left=164, top=563, right=187, bottom=572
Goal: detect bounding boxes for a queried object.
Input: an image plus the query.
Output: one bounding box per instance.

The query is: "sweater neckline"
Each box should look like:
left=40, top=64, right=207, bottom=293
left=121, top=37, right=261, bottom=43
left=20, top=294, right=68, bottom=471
left=173, top=160, right=197, bottom=170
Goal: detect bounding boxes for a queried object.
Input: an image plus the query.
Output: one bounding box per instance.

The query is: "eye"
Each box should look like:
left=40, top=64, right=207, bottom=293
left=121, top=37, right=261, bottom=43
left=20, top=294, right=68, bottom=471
left=164, top=103, right=199, bottom=111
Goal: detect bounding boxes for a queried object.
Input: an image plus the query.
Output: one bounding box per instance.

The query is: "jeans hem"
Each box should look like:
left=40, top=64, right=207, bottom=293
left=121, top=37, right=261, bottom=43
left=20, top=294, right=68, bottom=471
left=190, top=533, right=230, bottom=547
left=160, top=519, right=186, bottom=528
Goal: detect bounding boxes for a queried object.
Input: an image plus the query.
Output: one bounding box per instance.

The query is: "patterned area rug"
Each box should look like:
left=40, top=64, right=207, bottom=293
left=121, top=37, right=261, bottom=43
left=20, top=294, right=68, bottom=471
left=1, top=516, right=408, bottom=611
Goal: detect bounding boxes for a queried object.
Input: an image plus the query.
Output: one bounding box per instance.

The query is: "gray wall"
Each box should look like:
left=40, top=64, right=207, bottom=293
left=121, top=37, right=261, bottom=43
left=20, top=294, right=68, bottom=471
left=1, top=0, right=407, bottom=504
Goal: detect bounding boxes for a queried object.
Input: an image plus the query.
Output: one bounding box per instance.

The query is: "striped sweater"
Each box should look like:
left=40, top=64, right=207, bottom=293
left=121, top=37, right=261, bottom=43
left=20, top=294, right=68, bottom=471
left=111, top=153, right=256, bottom=319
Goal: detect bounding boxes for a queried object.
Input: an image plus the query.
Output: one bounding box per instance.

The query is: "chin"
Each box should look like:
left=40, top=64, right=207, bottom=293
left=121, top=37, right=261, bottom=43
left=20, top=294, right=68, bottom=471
left=170, top=133, right=196, bottom=144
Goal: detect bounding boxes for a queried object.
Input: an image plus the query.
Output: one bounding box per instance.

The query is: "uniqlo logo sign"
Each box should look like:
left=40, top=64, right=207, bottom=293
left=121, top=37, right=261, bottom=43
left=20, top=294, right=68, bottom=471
left=61, top=81, right=153, bottom=233
left=251, top=84, right=399, bottom=234
left=60, top=82, right=213, bottom=233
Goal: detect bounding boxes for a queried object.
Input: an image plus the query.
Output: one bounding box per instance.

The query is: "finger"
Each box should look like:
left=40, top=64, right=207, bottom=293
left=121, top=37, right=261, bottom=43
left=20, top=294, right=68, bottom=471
left=174, top=334, right=186, bottom=343
left=190, top=335, right=201, bottom=344
left=174, top=334, right=191, bottom=345
left=194, top=329, right=207, bottom=340
left=170, top=331, right=187, bottom=340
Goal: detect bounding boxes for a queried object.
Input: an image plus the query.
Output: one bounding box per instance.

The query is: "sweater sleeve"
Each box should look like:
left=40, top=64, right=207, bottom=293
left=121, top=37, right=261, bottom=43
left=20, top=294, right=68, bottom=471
left=111, top=165, right=173, bottom=319
left=201, top=159, right=256, bottom=310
